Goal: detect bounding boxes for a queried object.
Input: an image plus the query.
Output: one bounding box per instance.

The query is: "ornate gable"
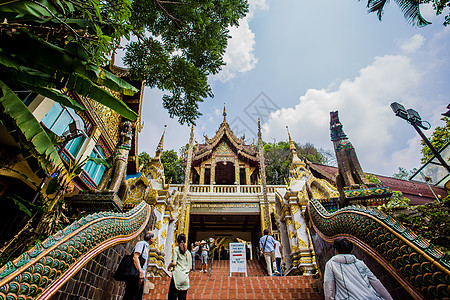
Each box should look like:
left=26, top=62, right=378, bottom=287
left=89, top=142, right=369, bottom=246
left=192, top=107, right=258, bottom=165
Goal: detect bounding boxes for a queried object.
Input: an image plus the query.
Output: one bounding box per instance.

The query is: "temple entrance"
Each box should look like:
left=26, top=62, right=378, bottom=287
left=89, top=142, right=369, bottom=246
left=188, top=213, right=261, bottom=259
left=215, top=161, right=235, bottom=184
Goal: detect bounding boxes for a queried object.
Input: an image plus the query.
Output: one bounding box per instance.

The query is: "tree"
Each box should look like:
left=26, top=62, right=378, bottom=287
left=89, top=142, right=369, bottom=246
left=137, top=150, right=184, bottom=183
left=138, top=152, right=151, bottom=171
left=264, top=142, right=292, bottom=185
left=264, top=141, right=331, bottom=185
left=160, top=150, right=184, bottom=184
left=363, top=0, right=450, bottom=26
left=421, top=116, right=450, bottom=163
left=392, top=167, right=418, bottom=180
left=123, top=0, right=248, bottom=124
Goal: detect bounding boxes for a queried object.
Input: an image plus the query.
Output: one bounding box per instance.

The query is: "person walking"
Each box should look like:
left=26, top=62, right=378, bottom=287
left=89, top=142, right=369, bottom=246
left=323, top=238, right=393, bottom=300
left=123, top=231, right=154, bottom=300
left=274, top=238, right=283, bottom=276
left=167, top=233, right=192, bottom=300
left=191, top=242, right=199, bottom=271
left=200, top=240, right=209, bottom=273
left=259, top=229, right=276, bottom=276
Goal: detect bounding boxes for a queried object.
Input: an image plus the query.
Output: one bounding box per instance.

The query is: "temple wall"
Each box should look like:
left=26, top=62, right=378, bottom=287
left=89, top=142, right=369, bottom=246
left=309, top=226, right=414, bottom=300
left=51, top=210, right=156, bottom=300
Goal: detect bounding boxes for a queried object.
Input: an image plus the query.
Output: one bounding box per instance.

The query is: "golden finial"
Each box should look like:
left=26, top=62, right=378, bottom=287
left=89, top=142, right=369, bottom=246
left=223, top=103, right=227, bottom=123
left=258, top=118, right=262, bottom=140
left=155, top=125, right=167, bottom=158
left=286, top=126, right=296, bottom=152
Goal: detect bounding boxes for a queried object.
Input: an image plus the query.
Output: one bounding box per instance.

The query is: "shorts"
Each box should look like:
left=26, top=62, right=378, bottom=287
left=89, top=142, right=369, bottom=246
left=201, top=253, right=208, bottom=264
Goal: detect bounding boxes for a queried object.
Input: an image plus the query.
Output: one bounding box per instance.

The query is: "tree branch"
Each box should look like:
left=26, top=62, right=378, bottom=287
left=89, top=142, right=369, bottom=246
left=30, top=0, right=81, bottom=40
left=132, top=29, right=174, bottom=72
left=154, top=0, right=183, bottom=27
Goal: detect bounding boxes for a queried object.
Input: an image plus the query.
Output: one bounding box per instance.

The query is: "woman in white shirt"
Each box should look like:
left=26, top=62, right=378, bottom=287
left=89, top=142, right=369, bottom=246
left=168, top=234, right=192, bottom=300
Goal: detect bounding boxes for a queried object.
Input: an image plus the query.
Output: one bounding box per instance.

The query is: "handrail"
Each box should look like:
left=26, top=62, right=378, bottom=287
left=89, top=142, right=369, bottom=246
left=307, top=198, right=450, bottom=300
left=170, top=184, right=281, bottom=194
left=0, top=201, right=151, bottom=300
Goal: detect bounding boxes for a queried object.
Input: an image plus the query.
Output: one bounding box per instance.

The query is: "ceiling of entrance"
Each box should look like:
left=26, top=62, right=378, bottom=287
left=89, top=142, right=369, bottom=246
left=190, top=214, right=260, bottom=232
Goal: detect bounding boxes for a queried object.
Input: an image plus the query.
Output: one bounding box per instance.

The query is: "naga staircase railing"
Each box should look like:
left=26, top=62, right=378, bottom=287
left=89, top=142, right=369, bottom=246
left=0, top=201, right=151, bottom=300
left=307, top=198, right=450, bottom=299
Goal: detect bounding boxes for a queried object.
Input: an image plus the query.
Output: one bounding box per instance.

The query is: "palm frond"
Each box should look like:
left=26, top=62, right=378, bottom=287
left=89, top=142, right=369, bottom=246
left=366, top=0, right=431, bottom=27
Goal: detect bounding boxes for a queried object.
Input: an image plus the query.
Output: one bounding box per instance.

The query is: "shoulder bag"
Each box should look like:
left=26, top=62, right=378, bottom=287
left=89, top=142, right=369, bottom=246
left=113, top=244, right=146, bottom=281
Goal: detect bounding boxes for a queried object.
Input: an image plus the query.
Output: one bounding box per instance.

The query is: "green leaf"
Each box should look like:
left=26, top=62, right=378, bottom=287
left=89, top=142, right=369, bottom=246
left=46, top=176, right=60, bottom=195
left=0, top=80, right=64, bottom=174
left=19, top=83, right=86, bottom=112
left=11, top=196, right=33, bottom=217
left=87, top=157, right=111, bottom=168
left=84, top=64, right=138, bottom=96
left=66, top=73, right=138, bottom=121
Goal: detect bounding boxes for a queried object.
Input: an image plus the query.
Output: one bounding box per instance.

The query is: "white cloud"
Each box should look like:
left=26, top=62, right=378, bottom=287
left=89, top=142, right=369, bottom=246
left=263, top=54, right=423, bottom=176
left=400, top=34, right=425, bottom=53
left=214, top=0, right=268, bottom=82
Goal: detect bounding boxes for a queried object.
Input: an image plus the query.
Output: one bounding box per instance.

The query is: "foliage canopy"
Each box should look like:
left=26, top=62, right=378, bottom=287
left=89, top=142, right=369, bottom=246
left=264, top=141, right=333, bottom=185
left=364, top=0, right=450, bottom=26
left=421, top=116, right=450, bottom=163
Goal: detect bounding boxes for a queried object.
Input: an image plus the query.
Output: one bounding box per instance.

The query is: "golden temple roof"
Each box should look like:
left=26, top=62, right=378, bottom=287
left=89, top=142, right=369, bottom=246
left=193, top=112, right=258, bottom=163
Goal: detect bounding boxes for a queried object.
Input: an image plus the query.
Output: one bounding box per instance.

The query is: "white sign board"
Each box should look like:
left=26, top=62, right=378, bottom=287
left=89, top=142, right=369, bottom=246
left=229, top=243, right=247, bottom=276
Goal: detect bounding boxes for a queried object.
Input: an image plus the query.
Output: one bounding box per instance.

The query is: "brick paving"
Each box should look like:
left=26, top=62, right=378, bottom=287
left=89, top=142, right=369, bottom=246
left=144, top=260, right=323, bottom=300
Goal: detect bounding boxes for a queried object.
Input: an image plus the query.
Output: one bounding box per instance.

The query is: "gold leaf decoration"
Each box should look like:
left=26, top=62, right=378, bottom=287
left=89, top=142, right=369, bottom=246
left=155, top=220, right=161, bottom=230
left=289, top=230, right=295, bottom=240
left=298, top=239, right=308, bottom=248
left=155, top=203, right=165, bottom=214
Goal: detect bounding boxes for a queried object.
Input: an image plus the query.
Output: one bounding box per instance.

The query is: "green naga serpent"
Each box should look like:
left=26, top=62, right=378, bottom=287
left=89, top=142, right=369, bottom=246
left=308, top=198, right=450, bottom=300
left=0, top=201, right=151, bottom=300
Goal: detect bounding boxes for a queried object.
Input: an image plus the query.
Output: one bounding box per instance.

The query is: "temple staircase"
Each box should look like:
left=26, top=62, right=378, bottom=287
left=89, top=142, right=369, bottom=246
left=144, top=260, right=322, bottom=300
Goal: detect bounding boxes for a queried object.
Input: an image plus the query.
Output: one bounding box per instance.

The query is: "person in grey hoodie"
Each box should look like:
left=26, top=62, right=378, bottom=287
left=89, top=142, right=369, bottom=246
left=323, top=238, right=393, bottom=300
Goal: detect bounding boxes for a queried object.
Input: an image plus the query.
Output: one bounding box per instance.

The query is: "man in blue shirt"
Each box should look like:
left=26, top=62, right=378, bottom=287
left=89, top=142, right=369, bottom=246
left=259, top=229, right=276, bottom=276
left=123, top=231, right=154, bottom=300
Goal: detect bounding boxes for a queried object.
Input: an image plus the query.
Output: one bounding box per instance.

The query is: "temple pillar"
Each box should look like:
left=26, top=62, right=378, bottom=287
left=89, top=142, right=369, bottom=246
left=235, top=156, right=239, bottom=185
left=245, top=167, right=250, bottom=185
left=199, top=165, right=205, bottom=185
left=211, top=156, right=216, bottom=184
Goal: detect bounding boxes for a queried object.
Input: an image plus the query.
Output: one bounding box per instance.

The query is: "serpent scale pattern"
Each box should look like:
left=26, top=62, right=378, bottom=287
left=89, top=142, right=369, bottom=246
left=307, top=198, right=449, bottom=300
left=0, top=201, right=150, bottom=300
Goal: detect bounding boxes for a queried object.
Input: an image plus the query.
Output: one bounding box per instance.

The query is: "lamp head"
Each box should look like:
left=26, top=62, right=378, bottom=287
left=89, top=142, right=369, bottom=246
left=390, top=102, right=408, bottom=120
left=407, top=108, right=422, bottom=124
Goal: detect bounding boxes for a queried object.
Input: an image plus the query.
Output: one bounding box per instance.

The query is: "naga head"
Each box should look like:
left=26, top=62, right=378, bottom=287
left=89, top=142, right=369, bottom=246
left=330, top=111, right=347, bottom=141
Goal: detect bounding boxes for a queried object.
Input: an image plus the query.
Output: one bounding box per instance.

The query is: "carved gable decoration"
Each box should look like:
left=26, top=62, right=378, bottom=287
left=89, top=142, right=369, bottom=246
left=192, top=120, right=258, bottom=164
left=214, top=142, right=234, bottom=156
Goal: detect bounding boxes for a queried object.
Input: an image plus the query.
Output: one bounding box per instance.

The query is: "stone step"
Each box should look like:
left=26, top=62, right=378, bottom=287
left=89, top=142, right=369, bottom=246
left=144, top=260, right=322, bottom=299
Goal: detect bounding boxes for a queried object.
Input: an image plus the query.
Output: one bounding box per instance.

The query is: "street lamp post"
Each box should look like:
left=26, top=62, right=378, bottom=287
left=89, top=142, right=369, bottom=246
left=390, top=102, right=450, bottom=174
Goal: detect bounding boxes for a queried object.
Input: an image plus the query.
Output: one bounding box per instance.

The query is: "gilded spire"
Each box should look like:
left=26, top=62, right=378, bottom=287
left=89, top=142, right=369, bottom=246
left=155, top=125, right=166, bottom=158
left=223, top=103, right=227, bottom=123
left=258, top=118, right=261, bottom=140
left=286, top=126, right=296, bottom=152
left=286, top=126, right=302, bottom=165
left=257, top=117, right=270, bottom=234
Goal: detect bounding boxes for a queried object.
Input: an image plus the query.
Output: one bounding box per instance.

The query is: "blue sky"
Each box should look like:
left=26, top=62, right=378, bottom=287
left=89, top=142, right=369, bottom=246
left=134, top=0, right=450, bottom=177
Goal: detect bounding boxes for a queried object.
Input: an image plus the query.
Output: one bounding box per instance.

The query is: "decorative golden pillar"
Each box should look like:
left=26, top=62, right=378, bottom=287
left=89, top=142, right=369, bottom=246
left=211, top=156, right=216, bottom=184
left=179, top=126, right=194, bottom=238
left=258, top=118, right=271, bottom=234
left=245, top=166, right=250, bottom=185
left=235, top=156, right=240, bottom=185
left=199, top=165, right=205, bottom=185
